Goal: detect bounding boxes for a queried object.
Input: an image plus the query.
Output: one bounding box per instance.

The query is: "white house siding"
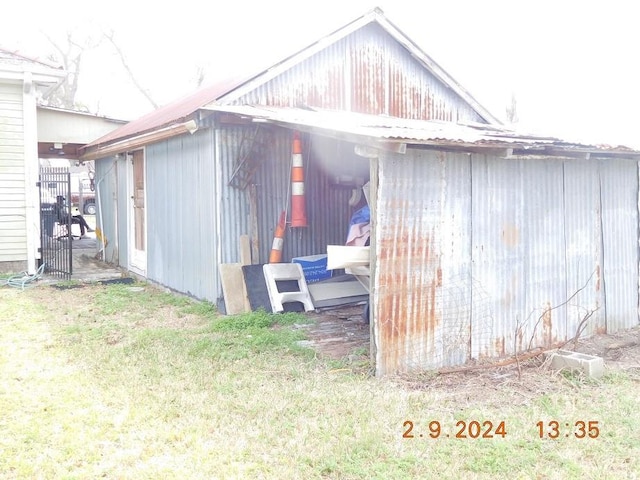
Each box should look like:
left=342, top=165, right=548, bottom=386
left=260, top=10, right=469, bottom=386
left=0, top=82, right=26, bottom=270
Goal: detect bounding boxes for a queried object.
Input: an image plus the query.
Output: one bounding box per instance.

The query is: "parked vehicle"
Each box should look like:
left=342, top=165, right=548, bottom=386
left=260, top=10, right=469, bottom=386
left=70, top=176, right=96, bottom=215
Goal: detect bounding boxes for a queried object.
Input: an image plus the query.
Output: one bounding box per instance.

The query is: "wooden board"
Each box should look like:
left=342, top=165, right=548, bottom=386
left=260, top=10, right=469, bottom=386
left=239, top=234, right=252, bottom=266
left=219, top=263, right=250, bottom=315
left=242, top=264, right=272, bottom=312
left=248, top=185, right=260, bottom=263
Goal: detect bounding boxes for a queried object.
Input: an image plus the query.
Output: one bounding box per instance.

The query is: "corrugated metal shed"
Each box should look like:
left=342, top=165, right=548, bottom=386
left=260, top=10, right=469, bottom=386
left=85, top=7, right=640, bottom=376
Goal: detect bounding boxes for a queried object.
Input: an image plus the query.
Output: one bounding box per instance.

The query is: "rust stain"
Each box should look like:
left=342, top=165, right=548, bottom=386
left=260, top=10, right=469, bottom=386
left=595, top=325, right=607, bottom=335
left=542, top=302, right=553, bottom=345
left=502, top=222, right=520, bottom=247
left=494, top=337, right=505, bottom=356
left=376, top=218, right=441, bottom=372
left=595, top=264, right=601, bottom=291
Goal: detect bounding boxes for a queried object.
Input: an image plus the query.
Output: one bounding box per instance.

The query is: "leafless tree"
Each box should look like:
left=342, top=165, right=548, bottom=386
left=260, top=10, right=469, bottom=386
left=103, top=30, right=159, bottom=109
left=41, top=28, right=208, bottom=114
left=41, top=32, right=101, bottom=110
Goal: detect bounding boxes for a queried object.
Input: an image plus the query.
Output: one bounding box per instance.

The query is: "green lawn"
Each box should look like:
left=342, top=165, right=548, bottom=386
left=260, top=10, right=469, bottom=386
left=0, top=282, right=638, bottom=479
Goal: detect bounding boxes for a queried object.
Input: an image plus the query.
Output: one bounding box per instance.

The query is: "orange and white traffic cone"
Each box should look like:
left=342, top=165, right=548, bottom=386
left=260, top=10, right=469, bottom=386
left=269, top=210, right=287, bottom=263
left=290, top=131, right=308, bottom=227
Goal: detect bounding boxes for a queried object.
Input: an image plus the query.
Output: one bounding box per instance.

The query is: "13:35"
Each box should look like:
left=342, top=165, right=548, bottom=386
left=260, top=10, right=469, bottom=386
left=536, top=420, right=600, bottom=439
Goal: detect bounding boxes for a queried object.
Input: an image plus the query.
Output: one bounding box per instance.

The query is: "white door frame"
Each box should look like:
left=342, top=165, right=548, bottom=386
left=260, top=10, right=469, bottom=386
left=128, top=149, right=147, bottom=275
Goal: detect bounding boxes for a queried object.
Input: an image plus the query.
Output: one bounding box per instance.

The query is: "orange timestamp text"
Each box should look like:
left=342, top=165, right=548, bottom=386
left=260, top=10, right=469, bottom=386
left=402, top=420, right=508, bottom=439
left=536, top=420, right=600, bottom=439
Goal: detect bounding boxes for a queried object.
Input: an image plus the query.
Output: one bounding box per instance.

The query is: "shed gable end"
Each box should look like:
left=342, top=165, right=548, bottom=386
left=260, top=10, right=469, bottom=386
left=228, top=23, right=486, bottom=123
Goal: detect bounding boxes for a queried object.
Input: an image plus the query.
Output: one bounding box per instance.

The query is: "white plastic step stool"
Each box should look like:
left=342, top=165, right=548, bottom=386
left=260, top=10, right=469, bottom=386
left=263, top=263, right=315, bottom=313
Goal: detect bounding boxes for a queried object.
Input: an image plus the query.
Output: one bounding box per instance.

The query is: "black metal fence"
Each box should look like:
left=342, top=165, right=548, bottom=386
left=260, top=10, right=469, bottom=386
left=39, top=167, right=72, bottom=279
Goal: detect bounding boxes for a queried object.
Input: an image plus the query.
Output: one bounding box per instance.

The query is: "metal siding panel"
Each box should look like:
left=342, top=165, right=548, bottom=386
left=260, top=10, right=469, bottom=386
left=94, top=156, right=119, bottom=265
left=217, top=127, right=251, bottom=265
left=471, top=156, right=569, bottom=358
left=350, top=28, right=385, bottom=115
left=520, top=158, right=567, bottom=350
left=471, top=155, right=528, bottom=359
left=232, top=24, right=483, bottom=122
left=234, top=41, right=348, bottom=110
left=438, top=152, right=473, bottom=366
left=374, top=150, right=472, bottom=374
left=145, top=130, right=219, bottom=301
left=600, top=158, right=639, bottom=332
left=563, top=159, right=605, bottom=337
left=255, top=129, right=292, bottom=262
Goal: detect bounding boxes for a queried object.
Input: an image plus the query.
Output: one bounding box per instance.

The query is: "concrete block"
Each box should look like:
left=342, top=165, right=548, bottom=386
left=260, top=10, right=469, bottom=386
left=549, top=349, right=605, bottom=379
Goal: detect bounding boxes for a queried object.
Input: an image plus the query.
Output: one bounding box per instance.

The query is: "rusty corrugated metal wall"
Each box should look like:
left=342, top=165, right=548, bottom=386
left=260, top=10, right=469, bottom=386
left=373, top=150, right=474, bottom=374
left=230, top=23, right=484, bottom=123
left=373, top=149, right=639, bottom=375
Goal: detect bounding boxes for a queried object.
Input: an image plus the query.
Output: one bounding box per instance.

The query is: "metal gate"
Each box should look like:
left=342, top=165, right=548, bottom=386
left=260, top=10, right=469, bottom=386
left=38, top=167, right=72, bottom=279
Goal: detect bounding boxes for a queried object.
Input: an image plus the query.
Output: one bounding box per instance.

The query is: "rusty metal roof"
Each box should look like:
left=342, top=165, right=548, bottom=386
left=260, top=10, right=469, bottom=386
left=206, top=104, right=640, bottom=157
left=84, top=77, right=245, bottom=148
left=86, top=8, right=502, bottom=151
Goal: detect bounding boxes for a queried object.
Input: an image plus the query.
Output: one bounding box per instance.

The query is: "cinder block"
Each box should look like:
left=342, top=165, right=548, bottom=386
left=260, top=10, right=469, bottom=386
left=549, top=349, right=605, bottom=379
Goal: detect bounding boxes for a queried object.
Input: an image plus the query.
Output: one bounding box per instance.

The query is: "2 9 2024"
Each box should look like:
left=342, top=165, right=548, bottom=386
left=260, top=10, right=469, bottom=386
left=402, top=420, right=507, bottom=439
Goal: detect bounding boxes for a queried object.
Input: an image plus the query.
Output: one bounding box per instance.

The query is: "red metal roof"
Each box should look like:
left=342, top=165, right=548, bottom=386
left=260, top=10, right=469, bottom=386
left=85, top=76, right=245, bottom=148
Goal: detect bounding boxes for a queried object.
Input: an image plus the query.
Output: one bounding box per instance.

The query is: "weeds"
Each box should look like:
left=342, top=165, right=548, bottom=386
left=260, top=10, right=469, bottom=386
left=0, top=284, right=639, bottom=479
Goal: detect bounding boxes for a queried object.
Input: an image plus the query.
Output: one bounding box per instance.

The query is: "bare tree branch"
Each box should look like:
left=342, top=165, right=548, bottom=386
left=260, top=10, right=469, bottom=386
left=526, top=268, right=597, bottom=352
left=104, top=30, right=158, bottom=109
left=41, top=31, right=100, bottom=110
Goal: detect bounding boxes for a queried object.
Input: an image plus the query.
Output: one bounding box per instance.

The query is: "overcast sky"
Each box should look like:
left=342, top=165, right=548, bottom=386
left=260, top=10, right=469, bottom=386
left=2, top=0, right=639, bottom=148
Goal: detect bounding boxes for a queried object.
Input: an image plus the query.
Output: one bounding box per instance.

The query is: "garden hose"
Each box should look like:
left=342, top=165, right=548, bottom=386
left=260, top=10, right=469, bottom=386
left=4, top=263, right=46, bottom=290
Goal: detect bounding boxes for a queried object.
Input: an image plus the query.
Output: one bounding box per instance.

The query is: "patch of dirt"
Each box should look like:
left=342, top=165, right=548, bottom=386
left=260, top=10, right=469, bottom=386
left=301, top=304, right=640, bottom=373
left=301, top=305, right=640, bottom=407
left=572, top=324, right=640, bottom=372
left=390, top=325, right=640, bottom=409
left=298, top=304, right=370, bottom=360
left=27, top=284, right=210, bottom=331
